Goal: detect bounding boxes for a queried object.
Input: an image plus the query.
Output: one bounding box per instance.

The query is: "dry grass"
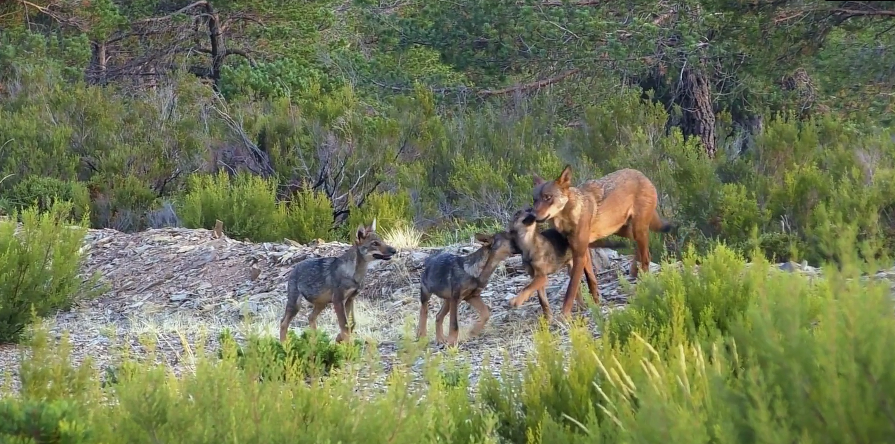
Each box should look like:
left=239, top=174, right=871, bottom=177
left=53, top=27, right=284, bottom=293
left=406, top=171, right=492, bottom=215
left=382, top=225, right=424, bottom=250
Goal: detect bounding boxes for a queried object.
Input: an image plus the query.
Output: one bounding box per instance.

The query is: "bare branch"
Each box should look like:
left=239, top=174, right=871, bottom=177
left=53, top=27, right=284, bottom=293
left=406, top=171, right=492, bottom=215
left=478, top=68, right=580, bottom=97
left=534, top=0, right=604, bottom=6
left=208, top=93, right=275, bottom=177
left=831, top=8, right=895, bottom=18
left=192, top=47, right=258, bottom=68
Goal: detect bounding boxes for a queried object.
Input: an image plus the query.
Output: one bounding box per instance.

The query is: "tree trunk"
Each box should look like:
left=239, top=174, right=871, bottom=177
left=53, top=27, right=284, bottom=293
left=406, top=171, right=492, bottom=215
left=88, top=41, right=107, bottom=85
left=200, top=2, right=225, bottom=92
left=680, top=67, right=717, bottom=158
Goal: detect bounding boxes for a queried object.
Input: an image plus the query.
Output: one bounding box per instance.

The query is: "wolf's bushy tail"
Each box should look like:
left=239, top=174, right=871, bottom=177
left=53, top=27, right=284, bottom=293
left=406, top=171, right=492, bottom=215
left=648, top=209, right=675, bottom=233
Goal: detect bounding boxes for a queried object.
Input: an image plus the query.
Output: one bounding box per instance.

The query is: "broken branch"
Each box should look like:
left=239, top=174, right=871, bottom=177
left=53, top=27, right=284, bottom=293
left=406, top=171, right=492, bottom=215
left=477, top=68, right=580, bottom=97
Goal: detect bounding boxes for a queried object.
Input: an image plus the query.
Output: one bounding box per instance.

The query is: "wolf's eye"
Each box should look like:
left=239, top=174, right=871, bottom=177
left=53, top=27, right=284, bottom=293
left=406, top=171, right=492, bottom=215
left=371, top=241, right=379, bottom=247
left=544, top=195, right=552, bottom=201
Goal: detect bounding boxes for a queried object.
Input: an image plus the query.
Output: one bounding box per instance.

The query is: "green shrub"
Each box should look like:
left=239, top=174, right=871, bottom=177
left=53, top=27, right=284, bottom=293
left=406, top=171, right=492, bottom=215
left=603, top=243, right=762, bottom=354
left=342, top=189, right=413, bottom=240
left=0, top=201, right=93, bottom=343
left=2, top=231, right=895, bottom=443
left=0, top=399, right=91, bottom=443
left=179, top=171, right=280, bottom=241
left=179, top=171, right=337, bottom=243
left=4, top=322, right=498, bottom=443
left=715, top=183, right=767, bottom=248
left=277, top=187, right=334, bottom=243
left=421, top=217, right=505, bottom=247
left=88, top=175, right=161, bottom=232
left=479, top=234, right=894, bottom=443
left=1, top=176, right=91, bottom=222
left=17, top=327, right=99, bottom=403
left=216, top=328, right=362, bottom=381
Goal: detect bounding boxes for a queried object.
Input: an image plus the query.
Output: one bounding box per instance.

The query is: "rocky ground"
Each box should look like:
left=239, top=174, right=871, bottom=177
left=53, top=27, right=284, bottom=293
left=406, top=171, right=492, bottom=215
left=1, top=225, right=889, bottom=394
left=0, top=226, right=645, bottom=391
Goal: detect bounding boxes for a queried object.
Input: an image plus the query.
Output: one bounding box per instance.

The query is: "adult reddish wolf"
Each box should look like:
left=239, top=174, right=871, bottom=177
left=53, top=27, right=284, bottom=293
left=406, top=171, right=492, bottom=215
left=530, top=166, right=674, bottom=318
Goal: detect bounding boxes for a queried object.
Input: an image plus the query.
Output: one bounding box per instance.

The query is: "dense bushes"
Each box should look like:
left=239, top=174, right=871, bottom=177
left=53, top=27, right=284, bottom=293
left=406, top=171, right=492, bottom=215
left=3, top=33, right=895, bottom=262
left=3, top=233, right=895, bottom=442
left=177, top=170, right=412, bottom=243
left=477, top=237, right=895, bottom=443
left=0, top=201, right=95, bottom=343
left=178, top=171, right=333, bottom=243
left=216, top=328, right=362, bottom=381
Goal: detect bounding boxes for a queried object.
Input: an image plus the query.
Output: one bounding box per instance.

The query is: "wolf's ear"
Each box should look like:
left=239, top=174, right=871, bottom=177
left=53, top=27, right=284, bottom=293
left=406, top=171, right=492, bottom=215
left=557, top=164, right=573, bottom=188
left=474, top=233, right=493, bottom=246
left=356, top=224, right=367, bottom=242
left=532, top=173, right=545, bottom=186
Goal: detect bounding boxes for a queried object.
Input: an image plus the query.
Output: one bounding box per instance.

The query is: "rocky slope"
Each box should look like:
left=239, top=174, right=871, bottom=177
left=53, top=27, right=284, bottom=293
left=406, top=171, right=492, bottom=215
left=3, top=225, right=880, bottom=392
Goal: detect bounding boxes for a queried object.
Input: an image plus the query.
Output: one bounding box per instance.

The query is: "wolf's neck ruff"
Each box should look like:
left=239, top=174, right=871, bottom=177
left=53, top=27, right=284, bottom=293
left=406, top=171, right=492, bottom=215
left=339, top=245, right=368, bottom=283
left=477, top=252, right=505, bottom=284
left=462, top=247, right=489, bottom=278
left=516, top=227, right=538, bottom=251
left=552, top=186, right=588, bottom=236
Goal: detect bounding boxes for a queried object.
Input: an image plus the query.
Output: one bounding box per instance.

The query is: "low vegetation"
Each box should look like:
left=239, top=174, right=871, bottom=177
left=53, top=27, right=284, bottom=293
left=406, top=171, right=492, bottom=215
left=2, top=229, right=894, bottom=443
left=0, top=201, right=98, bottom=343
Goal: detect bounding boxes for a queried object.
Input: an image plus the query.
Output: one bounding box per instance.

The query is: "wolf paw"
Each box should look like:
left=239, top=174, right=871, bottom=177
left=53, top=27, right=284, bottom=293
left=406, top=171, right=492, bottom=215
left=507, top=295, right=527, bottom=308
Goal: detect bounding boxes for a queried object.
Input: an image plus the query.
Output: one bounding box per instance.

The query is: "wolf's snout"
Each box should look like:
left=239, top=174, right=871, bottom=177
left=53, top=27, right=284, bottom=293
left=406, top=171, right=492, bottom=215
left=374, top=246, right=397, bottom=260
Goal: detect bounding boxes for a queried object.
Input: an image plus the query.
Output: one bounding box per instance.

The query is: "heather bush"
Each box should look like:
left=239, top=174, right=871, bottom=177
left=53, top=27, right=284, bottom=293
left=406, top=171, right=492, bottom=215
left=179, top=171, right=281, bottom=241
left=0, top=201, right=95, bottom=343
left=478, top=233, right=895, bottom=443
left=276, top=187, right=335, bottom=243
left=341, top=189, right=414, bottom=240
left=1, top=176, right=91, bottom=221
left=216, top=328, right=362, bottom=381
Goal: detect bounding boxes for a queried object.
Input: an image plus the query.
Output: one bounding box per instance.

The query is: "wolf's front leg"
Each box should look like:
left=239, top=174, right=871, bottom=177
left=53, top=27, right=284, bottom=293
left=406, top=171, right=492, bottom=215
left=332, top=290, right=352, bottom=343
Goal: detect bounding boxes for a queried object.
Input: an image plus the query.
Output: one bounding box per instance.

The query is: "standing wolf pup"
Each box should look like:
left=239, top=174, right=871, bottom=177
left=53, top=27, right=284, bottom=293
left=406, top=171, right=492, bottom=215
left=508, top=207, right=628, bottom=321
left=530, top=166, right=674, bottom=319
left=278, top=219, right=397, bottom=343
left=417, top=231, right=518, bottom=347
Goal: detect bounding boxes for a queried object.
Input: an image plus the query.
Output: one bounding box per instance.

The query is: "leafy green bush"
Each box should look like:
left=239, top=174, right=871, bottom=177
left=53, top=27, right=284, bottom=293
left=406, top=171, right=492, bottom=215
left=4, top=25, right=895, bottom=263
left=179, top=171, right=335, bottom=243
left=179, top=171, right=279, bottom=240
left=0, top=399, right=92, bottom=443
left=3, top=322, right=497, bottom=443
left=421, top=217, right=504, bottom=247
left=217, top=329, right=362, bottom=381
left=277, top=187, right=335, bottom=243
left=603, top=243, right=761, bottom=353
left=2, top=231, right=895, bottom=443
left=342, top=189, right=413, bottom=240
left=87, top=175, right=162, bottom=233
left=0, top=201, right=93, bottom=343
left=478, top=234, right=894, bottom=443
left=1, top=176, right=91, bottom=222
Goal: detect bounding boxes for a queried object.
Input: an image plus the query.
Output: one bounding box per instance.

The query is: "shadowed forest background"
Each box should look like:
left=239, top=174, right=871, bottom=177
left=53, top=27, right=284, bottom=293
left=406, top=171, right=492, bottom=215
left=1, top=0, right=893, bottom=265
